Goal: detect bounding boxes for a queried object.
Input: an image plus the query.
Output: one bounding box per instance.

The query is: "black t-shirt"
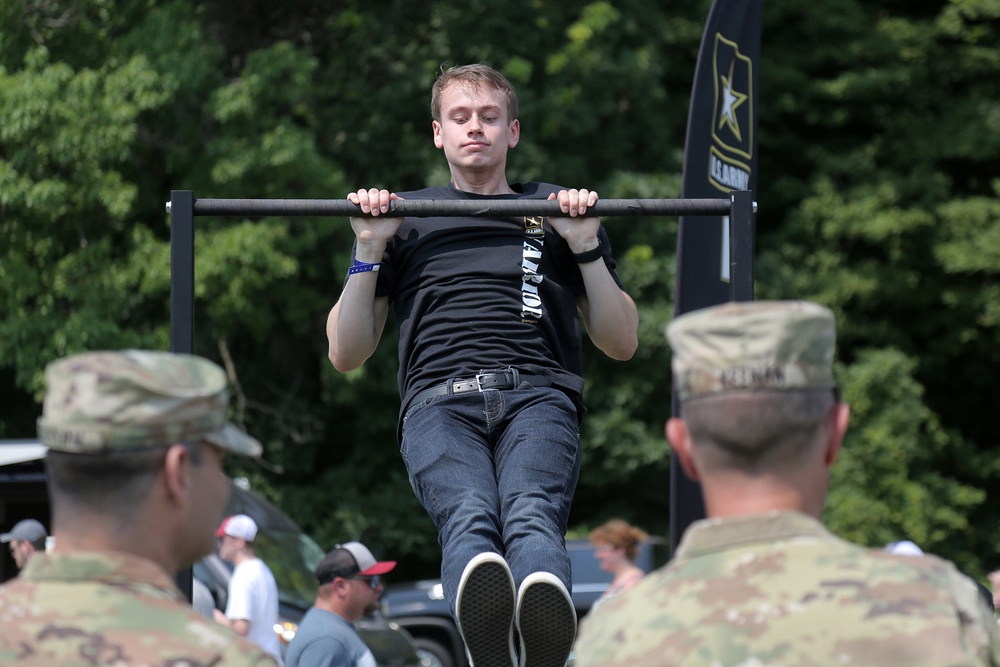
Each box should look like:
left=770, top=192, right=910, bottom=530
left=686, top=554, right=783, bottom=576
left=353, top=182, right=624, bottom=424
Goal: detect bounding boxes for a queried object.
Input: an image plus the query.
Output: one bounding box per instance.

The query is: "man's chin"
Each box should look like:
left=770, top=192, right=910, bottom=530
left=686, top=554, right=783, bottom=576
left=453, top=151, right=496, bottom=165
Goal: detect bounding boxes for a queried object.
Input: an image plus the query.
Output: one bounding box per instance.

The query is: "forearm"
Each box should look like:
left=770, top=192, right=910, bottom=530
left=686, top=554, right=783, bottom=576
left=578, top=263, right=639, bottom=361
left=326, top=228, right=393, bottom=371
left=213, top=610, right=250, bottom=637
left=546, top=190, right=637, bottom=358
left=326, top=279, right=388, bottom=371
left=327, top=189, right=404, bottom=370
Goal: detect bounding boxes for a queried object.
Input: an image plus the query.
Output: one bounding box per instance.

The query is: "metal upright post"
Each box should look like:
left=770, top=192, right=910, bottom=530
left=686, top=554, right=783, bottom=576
left=169, top=191, right=195, bottom=354
left=729, top=190, right=755, bottom=302
left=167, top=189, right=195, bottom=602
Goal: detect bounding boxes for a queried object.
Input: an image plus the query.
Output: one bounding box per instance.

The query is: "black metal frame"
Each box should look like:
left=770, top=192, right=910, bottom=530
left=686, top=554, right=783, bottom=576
left=166, top=189, right=755, bottom=595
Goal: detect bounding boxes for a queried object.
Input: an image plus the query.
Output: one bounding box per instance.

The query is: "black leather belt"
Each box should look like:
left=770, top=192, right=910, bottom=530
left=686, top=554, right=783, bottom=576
left=408, top=369, right=551, bottom=408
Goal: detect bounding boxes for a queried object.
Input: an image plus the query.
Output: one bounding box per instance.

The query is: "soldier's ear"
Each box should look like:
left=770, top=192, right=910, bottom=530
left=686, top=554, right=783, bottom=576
left=666, top=418, right=700, bottom=481
left=161, top=443, right=192, bottom=504
left=824, top=402, right=850, bottom=467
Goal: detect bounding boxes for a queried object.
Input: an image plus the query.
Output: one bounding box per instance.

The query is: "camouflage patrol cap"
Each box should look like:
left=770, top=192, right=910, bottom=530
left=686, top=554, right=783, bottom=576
left=37, top=350, right=262, bottom=456
left=666, top=300, right=836, bottom=401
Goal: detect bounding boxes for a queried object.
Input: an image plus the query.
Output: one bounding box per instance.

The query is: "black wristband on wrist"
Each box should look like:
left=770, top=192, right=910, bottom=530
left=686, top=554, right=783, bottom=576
left=572, top=240, right=604, bottom=264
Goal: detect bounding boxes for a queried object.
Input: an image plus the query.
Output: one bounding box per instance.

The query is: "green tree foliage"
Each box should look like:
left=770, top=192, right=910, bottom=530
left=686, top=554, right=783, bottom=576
left=756, top=0, right=1000, bottom=574
left=1, top=0, right=998, bottom=580
left=827, top=349, right=987, bottom=574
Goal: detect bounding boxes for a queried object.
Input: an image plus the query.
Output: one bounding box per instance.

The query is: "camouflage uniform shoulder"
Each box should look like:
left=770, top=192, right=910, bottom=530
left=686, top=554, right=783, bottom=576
left=0, top=553, right=278, bottom=667
left=573, top=519, right=1000, bottom=667
left=864, top=548, right=1000, bottom=666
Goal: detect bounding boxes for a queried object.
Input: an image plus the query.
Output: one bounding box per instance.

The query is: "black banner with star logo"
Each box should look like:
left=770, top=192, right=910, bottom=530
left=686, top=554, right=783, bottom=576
left=671, top=0, right=762, bottom=551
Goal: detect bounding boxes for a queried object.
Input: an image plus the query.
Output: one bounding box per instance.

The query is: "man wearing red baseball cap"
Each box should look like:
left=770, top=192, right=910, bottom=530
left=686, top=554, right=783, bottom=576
left=285, top=542, right=396, bottom=667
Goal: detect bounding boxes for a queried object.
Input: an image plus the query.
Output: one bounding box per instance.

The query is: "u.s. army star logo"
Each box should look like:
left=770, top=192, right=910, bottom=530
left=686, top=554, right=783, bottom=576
left=709, top=32, right=753, bottom=193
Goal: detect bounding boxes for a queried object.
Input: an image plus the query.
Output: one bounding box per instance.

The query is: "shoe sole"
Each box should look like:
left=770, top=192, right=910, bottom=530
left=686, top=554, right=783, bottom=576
left=517, top=573, right=577, bottom=667
left=456, top=553, right=516, bottom=667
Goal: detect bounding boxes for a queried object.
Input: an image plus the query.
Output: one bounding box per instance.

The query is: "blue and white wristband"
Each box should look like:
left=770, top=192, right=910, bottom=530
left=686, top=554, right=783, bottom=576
left=348, top=259, right=381, bottom=276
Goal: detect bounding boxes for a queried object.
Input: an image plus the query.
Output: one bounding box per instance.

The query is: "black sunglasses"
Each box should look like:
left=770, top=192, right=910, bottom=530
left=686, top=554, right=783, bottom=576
left=348, top=574, right=380, bottom=589
left=321, top=573, right=381, bottom=589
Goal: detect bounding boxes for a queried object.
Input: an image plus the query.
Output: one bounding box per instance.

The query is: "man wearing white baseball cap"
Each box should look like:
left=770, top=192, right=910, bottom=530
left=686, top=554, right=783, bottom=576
left=285, top=542, right=397, bottom=667
left=216, top=514, right=283, bottom=664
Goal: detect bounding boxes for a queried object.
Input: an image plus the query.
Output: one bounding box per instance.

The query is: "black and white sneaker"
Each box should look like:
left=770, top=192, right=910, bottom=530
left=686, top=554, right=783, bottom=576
left=455, top=552, right=517, bottom=667
left=515, top=572, right=577, bottom=667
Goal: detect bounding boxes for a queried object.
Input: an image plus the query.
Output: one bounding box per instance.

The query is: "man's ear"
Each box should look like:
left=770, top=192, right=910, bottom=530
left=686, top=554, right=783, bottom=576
left=162, top=444, right=191, bottom=505
left=825, top=402, right=851, bottom=466
left=666, top=417, right=700, bottom=481
left=508, top=118, right=520, bottom=148
left=432, top=120, right=443, bottom=149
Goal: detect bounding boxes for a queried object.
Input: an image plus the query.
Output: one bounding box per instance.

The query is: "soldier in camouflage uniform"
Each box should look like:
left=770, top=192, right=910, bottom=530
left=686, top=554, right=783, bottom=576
left=574, top=301, right=1000, bottom=667
left=0, top=350, right=278, bottom=666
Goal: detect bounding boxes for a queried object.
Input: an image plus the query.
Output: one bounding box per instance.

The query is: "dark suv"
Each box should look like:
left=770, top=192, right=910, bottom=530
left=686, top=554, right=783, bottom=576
left=380, top=539, right=661, bottom=667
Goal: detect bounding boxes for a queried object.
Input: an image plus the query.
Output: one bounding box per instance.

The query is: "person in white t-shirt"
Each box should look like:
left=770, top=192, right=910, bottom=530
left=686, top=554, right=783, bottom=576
left=215, top=514, right=283, bottom=664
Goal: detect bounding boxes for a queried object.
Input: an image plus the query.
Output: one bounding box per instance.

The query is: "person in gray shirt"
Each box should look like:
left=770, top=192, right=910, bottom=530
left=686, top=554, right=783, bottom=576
left=285, top=542, right=396, bottom=667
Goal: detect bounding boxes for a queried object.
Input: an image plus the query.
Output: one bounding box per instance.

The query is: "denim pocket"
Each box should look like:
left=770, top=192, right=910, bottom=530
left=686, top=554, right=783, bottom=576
left=400, top=394, right=443, bottom=452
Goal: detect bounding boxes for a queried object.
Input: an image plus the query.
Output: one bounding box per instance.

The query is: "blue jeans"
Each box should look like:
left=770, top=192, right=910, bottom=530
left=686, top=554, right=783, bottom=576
left=400, top=384, right=582, bottom=614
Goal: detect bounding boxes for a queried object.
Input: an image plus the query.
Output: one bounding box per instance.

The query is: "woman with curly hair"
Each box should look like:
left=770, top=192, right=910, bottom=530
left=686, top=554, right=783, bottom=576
left=589, top=519, right=649, bottom=610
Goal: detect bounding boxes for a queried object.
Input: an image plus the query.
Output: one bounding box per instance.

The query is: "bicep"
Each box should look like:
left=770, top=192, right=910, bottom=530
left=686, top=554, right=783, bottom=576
left=299, top=638, right=351, bottom=667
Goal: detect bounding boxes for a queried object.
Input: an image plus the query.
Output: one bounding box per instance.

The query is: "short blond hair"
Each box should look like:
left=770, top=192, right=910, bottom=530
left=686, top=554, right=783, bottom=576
left=430, top=63, right=519, bottom=122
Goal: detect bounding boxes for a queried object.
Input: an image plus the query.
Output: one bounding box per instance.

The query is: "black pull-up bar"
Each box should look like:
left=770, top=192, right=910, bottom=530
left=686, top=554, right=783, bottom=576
left=166, top=197, right=733, bottom=218
left=168, top=190, right=754, bottom=358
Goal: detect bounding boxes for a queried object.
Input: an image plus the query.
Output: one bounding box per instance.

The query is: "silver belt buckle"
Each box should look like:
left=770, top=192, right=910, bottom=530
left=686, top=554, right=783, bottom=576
left=474, top=373, right=490, bottom=392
